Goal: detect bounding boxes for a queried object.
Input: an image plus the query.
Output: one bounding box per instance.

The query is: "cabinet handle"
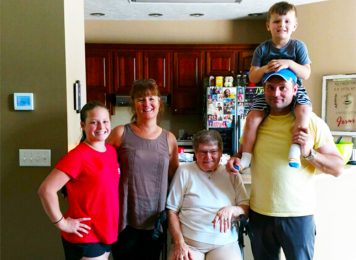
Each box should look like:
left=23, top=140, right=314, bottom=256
left=163, top=59, right=166, bottom=88
left=195, top=58, right=198, bottom=83
left=133, top=58, right=136, bottom=80
left=103, top=58, right=106, bottom=87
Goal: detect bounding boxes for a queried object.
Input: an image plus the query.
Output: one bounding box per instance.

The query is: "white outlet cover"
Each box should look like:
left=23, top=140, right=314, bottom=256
left=19, top=149, right=51, bottom=167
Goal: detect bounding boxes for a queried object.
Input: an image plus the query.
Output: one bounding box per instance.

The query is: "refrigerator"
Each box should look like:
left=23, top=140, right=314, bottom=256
left=205, top=85, right=244, bottom=155
left=204, top=77, right=264, bottom=156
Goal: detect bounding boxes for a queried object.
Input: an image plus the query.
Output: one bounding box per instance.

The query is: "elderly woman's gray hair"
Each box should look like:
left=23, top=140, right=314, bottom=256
left=193, top=129, right=223, bottom=152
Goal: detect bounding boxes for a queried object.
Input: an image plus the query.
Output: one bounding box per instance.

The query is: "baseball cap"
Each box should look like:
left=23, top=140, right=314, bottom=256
left=262, top=68, right=297, bottom=84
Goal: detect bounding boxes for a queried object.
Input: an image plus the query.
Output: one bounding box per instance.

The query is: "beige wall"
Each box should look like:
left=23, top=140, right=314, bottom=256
left=64, top=0, right=87, bottom=150
left=294, top=1, right=356, bottom=259
left=294, top=0, right=356, bottom=115
left=0, top=0, right=85, bottom=259
left=85, top=19, right=268, bottom=44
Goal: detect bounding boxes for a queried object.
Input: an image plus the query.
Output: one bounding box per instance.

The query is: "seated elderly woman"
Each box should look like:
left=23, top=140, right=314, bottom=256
left=166, top=129, right=249, bottom=260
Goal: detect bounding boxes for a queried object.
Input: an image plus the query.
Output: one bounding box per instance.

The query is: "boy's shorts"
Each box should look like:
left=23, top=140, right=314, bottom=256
left=62, top=237, right=111, bottom=260
left=250, top=85, right=312, bottom=112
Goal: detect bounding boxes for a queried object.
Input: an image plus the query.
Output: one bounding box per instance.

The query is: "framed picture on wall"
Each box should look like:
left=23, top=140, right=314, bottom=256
left=321, top=74, right=356, bottom=136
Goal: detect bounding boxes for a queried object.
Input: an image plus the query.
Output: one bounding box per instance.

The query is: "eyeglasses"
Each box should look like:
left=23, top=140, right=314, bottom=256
left=196, top=150, right=220, bottom=156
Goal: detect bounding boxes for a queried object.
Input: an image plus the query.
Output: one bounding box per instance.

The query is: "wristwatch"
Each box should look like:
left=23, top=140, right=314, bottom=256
left=304, top=148, right=317, bottom=161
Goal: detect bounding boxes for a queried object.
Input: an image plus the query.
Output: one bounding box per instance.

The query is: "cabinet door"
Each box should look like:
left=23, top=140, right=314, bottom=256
left=85, top=49, right=113, bottom=112
left=237, top=49, right=254, bottom=73
left=206, top=50, right=237, bottom=76
left=113, top=50, right=143, bottom=95
left=172, top=51, right=204, bottom=114
left=143, top=51, right=172, bottom=95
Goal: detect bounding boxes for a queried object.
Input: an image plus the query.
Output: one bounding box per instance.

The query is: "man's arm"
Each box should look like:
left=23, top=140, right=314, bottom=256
left=293, top=128, right=344, bottom=177
left=303, top=144, right=344, bottom=177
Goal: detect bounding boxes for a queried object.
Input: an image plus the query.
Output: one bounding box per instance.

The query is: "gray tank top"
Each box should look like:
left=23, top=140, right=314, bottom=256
left=118, top=124, right=170, bottom=231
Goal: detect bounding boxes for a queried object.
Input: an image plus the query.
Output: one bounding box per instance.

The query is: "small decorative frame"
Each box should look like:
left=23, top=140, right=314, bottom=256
left=321, top=74, right=356, bottom=136
left=13, top=93, right=34, bottom=111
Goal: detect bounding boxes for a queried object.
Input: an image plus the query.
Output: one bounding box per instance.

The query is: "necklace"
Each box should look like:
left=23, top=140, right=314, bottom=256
left=207, top=172, right=214, bottom=179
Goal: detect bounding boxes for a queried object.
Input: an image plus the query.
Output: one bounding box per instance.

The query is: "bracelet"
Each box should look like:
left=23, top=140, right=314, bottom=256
left=52, top=216, right=64, bottom=224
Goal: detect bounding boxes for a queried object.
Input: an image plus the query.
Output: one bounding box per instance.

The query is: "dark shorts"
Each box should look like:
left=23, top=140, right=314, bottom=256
left=249, top=210, right=316, bottom=260
left=111, top=226, right=165, bottom=260
left=62, top=237, right=111, bottom=260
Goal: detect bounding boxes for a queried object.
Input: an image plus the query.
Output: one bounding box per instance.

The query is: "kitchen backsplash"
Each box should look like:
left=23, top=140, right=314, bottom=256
left=111, top=104, right=204, bottom=138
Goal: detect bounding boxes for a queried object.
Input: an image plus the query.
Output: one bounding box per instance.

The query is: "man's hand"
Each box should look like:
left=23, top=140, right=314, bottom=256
left=292, top=127, right=314, bottom=157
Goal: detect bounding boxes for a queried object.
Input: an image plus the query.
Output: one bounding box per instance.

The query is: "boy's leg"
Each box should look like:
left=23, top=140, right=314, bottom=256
left=240, top=110, right=264, bottom=170
left=288, top=104, right=312, bottom=168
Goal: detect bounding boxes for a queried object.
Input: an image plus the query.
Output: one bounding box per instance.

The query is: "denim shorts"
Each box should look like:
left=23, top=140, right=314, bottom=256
left=62, top=237, right=111, bottom=260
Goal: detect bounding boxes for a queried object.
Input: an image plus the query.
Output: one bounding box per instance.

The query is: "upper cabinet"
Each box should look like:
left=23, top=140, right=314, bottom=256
left=205, top=46, right=256, bottom=76
left=113, top=50, right=143, bottom=95
left=237, top=49, right=254, bottom=73
left=85, top=47, right=114, bottom=113
left=206, top=50, right=237, bottom=76
left=85, top=44, right=257, bottom=114
left=172, top=51, right=205, bottom=114
left=143, top=51, right=172, bottom=95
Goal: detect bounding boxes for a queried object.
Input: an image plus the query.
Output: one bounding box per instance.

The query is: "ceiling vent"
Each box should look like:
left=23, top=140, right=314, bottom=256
left=130, top=0, right=242, bottom=3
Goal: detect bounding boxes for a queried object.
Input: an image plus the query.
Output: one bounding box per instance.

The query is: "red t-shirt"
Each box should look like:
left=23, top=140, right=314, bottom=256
left=56, top=143, right=120, bottom=244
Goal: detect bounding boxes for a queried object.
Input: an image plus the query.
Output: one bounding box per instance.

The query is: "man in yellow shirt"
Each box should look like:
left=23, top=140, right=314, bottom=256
left=228, top=68, right=344, bottom=260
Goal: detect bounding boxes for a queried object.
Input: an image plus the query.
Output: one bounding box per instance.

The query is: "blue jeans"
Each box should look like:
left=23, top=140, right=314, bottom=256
left=249, top=210, right=316, bottom=260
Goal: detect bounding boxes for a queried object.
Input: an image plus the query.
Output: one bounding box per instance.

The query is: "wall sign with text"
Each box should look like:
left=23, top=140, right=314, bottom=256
left=322, top=74, right=356, bottom=136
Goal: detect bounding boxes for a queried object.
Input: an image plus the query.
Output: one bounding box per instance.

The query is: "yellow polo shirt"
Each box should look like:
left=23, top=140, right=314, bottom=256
left=250, top=112, right=334, bottom=216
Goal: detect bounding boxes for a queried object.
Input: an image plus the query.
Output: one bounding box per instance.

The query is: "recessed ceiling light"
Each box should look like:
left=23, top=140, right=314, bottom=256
left=190, top=13, right=204, bottom=17
left=90, top=12, right=105, bottom=17
left=148, top=13, right=163, bottom=17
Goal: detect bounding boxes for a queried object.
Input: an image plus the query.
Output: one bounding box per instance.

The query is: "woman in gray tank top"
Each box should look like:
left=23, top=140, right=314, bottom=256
left=107, top=79, right=179, bottom=260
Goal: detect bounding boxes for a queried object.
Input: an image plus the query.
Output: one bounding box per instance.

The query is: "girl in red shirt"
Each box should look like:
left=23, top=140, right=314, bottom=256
left=38, top=101, right=120, bottom=260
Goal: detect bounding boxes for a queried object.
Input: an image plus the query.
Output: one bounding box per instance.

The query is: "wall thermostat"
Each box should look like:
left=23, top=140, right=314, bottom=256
left=14, top=93, right=34, bottom=110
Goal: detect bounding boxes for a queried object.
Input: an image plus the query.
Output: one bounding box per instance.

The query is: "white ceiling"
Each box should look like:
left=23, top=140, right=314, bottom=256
left=84, top=0, right=325, bottom=21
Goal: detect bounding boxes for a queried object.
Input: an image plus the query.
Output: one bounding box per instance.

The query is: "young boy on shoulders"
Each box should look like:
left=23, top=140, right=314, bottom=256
left=239, top=1, right=312, bottom=170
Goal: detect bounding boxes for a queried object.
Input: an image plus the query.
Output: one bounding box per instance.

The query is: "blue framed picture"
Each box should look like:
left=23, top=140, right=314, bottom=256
left=14, top=93, right=34, bottom=110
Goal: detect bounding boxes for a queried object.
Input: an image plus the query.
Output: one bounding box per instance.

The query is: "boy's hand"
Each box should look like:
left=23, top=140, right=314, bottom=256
left=267, top=59, right=290, bottom=72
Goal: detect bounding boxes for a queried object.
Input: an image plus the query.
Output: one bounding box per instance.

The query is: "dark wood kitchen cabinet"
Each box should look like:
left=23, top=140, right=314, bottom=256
left=113, top=50, right=143, bottom=95
left=205, top=47, right=256, bottom=76
left=85, top=44, right=257, bottom=114
left=237, top=49, right=255, bottom=73
left=172, top=51, right=205, bottom=114
left=206, top=50, right=237, bottom=76
left=143, top=51, right=172, bottom=95
left=85, top=48, right=114, bottom=113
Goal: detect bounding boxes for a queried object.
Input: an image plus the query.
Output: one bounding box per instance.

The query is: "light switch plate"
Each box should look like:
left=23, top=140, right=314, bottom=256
left=19, top=149, right=51, bottom=167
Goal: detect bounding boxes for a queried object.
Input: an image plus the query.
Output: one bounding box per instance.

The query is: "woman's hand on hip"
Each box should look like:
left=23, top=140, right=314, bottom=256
left=56, top=216, right=91, bottom=237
